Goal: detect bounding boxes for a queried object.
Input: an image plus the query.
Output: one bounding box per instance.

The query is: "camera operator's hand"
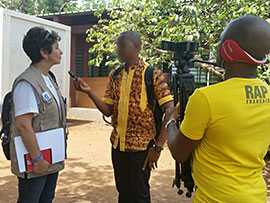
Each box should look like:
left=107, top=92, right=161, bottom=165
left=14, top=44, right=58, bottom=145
left=73, top=78, right=91, bottom=94
left=168, top=103, right=180, bottom=121
left=33, top=159, right=50, bottom=174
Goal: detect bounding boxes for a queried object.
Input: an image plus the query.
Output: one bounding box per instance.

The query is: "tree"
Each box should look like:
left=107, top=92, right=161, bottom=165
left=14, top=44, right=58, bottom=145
left=81, top=0, right=108, bottom=10
left=0, top=0, right=80, bottom=15
left=86, top=0, right=270, bottom=80
left=0, top=0, right=21, bottom=11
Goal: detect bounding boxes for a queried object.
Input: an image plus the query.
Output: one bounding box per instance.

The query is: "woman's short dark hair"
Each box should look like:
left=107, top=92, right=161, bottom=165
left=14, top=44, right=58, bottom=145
left=23, top=27, right=61, bottom=64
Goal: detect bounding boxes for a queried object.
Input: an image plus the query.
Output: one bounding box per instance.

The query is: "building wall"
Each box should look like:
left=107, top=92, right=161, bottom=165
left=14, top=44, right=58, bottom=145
left=0, top=9, right=71, bottom=105
left=74, top=77, right=109, bottom=108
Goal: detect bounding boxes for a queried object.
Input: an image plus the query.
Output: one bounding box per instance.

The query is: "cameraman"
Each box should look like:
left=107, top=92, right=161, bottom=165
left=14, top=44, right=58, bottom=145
left=167, top=15, right=270, bottom=202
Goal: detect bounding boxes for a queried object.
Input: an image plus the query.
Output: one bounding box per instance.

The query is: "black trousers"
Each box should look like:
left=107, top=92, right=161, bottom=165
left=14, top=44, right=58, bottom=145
left=17, top=172, right=59, bottom=203
left=112, top=147, right=151, bottom=203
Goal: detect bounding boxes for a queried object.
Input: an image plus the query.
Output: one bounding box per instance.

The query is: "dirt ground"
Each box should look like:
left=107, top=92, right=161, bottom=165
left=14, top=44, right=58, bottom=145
left=0, top=121, right=192, bottom=203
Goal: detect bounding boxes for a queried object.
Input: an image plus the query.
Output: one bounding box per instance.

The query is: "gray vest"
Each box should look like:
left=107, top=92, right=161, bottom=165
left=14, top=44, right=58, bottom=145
left=10, top=66, right=67, bottom=179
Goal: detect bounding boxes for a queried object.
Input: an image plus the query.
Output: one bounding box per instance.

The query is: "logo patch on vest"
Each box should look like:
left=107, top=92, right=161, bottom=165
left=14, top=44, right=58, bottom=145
left=41, top=91, right=53, bottom=104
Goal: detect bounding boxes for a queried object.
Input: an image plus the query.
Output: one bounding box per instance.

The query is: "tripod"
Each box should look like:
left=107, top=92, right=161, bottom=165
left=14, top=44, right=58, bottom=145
left=170, top=58, right=196, bottom=198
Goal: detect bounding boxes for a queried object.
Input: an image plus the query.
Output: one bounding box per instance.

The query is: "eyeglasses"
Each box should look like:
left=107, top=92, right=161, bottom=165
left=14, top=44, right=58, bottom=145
left=42, top=32, right=51, bottom=44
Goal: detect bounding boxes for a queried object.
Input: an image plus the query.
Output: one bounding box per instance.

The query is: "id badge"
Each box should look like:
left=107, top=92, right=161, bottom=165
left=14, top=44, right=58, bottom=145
left=41, top=91, right=53, bottom=104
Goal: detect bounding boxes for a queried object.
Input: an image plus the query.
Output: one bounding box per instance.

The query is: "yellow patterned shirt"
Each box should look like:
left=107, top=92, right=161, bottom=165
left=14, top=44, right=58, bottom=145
left=103, top=60, right=173, bottom=151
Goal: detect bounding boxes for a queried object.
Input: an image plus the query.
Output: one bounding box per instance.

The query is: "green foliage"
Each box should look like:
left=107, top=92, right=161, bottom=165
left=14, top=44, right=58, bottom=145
left=81, top=0, right=107, bottom=10
left=0, top=0, right=81, bottom=15
left=258, top=56, right=270, bottom=84
left=87, top=0, right=270, bottom=79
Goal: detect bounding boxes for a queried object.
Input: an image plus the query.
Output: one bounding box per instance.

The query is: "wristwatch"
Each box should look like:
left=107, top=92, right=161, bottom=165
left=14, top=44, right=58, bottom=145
left=165, top=119, right=177, bottom=129
left=32, top=153, right=44, bottom=165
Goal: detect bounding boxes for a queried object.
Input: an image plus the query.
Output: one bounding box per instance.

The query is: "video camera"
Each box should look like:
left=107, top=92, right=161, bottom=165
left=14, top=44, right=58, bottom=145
left=161, top=40, right=198, bottom=73
left=160, top=40, right=197, bottom=110
left=161, top=40, right=198, bottom=55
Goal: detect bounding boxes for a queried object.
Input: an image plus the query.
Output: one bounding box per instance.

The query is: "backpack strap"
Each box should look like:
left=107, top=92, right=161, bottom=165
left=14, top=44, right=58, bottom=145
left=48, top=71, right=58, bottom=86
left=144, top=65, right=156, bottom=108
left=144, top=65, right=165, bottom=138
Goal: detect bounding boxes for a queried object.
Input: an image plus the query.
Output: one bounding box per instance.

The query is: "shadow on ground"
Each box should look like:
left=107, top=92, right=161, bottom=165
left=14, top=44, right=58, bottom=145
left=0, top=158, right=192, bottom=203
left=151, top=169, right=193, bottom=203
left=55, top=158, right=116, bottom=203
left=0, top=175, right=17, bottom=203
left=56, top=158, right=191, bottom=203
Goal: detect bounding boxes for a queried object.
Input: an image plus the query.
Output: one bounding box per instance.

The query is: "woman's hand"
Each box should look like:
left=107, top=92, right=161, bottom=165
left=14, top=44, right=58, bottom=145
left=33, top=159, right=51, bottom=174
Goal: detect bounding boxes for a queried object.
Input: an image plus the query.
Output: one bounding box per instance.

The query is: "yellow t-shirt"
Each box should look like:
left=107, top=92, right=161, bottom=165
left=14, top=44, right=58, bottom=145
left=180, top=78, right=270, bottom=203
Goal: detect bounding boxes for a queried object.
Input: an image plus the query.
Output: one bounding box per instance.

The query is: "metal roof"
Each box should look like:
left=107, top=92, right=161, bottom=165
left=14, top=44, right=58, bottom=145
left=38, top=9, right=94, bottom=17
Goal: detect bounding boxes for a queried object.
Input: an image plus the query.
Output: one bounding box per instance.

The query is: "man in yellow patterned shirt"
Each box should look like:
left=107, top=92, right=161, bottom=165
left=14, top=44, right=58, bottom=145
left=74, top=31, right=174, bottom=203
left=167, top=15, right=270, bottom=203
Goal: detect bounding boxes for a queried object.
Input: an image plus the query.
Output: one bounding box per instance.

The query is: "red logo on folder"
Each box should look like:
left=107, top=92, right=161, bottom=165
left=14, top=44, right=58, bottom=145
left=24, top=149, right=52, bottom=172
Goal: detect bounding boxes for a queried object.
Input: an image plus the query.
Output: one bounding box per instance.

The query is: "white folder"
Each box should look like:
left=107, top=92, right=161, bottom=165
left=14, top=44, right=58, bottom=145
left=14, top=128, right=66, bottom=173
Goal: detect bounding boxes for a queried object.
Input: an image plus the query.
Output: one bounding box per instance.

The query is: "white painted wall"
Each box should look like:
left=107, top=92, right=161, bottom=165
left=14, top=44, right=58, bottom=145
left=0, top=8, right=71, bottom=110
